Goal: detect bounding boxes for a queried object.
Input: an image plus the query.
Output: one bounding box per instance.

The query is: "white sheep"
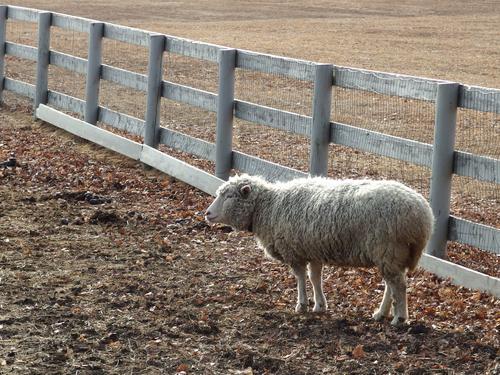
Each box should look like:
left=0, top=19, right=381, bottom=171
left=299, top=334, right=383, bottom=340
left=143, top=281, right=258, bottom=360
left=205, top=174, right=434, bottom=325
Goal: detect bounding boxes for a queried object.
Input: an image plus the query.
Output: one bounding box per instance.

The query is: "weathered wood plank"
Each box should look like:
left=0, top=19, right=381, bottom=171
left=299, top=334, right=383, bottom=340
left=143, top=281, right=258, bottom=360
left=234, top=100, right=311, bottom=136
left=140, top=145, right=223, bottom=196
left=46, top=90, right=85, bottom=115
left=334, top=66, right=441, bottom=101
left=236, top=50, right=315, bottom=81
left=36, top=104, right=143, bottom=160
left=160, top=127, right=216, bottom=161
left=232, top=151, right=308, bottom=182
left=51, top=12, right=92, bottom=33
left=103, top=23, right=149, bottom=47
left=458, top=85, right=500, bottom=114
left=5, top=42, right=37, bottom=61
left=330, top=121, right=434, bottom=167
left=419, top=253, right=500, bottom=298
left=453, top=151, right=499, bottom=184
left=3, top=77, right=35, bottom=99
left=162, top=81, right=217, bottom=112
left=448, top=216, right=500, bottom=255
left=49, top=50, right=87, bottom=74
left=166, top=36, right=220, bottom=62
left=6, top=6, right=38, bottom=22
left=98, top=106, right=144, bottom=136
left=101, top=64, right=147, bottom=92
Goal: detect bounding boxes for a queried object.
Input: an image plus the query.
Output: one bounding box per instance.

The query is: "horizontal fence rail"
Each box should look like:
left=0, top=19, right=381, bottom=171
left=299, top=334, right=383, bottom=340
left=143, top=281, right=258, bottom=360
left=36, top=105, right=224, bottom=195
left=4, top=77, right=34, bottom=99
left=419, top=254, right=500, bottom=298
left=235, top=101, right=312, bottom=136
left=448, top=216, right=500, bottom=255
left=453, top=152, right=500, bottom=184
left=334, top=66, right=442, bottom=101
left=458, top=85, right=500, bottom=114
left=330, top=122, right=434, bottom=167
left=5, top=41, right=36, bottom=60
left=1, top=5, right=499, bottom=298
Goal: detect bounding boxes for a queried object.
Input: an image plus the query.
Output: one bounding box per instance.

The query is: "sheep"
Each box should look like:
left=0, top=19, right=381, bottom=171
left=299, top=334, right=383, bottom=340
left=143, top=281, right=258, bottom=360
left=205, top=174, right=434, bottom=325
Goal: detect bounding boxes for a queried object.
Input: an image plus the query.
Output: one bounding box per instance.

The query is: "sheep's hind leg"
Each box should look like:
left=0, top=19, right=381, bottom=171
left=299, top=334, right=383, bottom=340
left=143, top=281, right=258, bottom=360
left=372, top=281, right=392, bottom=321
left=387, top=273, right=408, bottom=326
left=291, top=263, right=308, bottom=313
left=308, top=261, right=327, bottom=312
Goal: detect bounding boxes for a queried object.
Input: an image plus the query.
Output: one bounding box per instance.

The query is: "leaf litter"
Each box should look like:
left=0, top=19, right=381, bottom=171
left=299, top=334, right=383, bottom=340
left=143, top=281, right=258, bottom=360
left=0, top=103, right=498, bottom=374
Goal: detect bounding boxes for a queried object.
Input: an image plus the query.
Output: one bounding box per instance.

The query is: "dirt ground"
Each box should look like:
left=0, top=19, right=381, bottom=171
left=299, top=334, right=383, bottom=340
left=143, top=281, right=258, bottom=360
left=1, top=101, right=499, bottom=374
left=1, top=1, right=499, bottom=374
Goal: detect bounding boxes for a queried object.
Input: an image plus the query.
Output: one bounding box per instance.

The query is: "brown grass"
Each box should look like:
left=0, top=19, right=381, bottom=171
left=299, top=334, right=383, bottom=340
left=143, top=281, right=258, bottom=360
left=8, top=0, right=500, bottom=87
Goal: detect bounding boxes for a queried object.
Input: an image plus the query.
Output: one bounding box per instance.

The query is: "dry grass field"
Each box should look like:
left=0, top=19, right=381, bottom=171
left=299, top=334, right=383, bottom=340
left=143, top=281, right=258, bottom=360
left=1, top=1, right=499, bottom=374
left=6, top=0, right=500, bottom=87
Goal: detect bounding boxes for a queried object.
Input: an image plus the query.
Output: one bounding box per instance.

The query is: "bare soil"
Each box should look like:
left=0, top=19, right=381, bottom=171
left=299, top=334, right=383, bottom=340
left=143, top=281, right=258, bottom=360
left=1, top=101, right=499, bottom=374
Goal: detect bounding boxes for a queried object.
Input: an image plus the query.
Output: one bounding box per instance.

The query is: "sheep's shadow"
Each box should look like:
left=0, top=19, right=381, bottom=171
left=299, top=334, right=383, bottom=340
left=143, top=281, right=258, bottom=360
left=252, top=309, right=497, bottom=360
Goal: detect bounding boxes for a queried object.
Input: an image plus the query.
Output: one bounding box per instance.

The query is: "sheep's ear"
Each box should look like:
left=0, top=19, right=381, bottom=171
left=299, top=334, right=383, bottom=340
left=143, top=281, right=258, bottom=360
left=240, top=184, right=252, bottom=198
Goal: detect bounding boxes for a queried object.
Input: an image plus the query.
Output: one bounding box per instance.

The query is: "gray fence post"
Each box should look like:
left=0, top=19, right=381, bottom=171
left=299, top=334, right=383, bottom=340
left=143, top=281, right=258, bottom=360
left=143, top=34, right=165, bottom=148
left=33, top=12, right=52, bottom=113
left=427, top=82, right=459, bottom=258
left=84, top=22, right=103, bottom=125
left=309, top=63, right=333, bottom=177
left=34, top=11, right=51, bottom=113
left=215, top=48, right=236, bottom=180
left=0, top=6, right=7, bottom=104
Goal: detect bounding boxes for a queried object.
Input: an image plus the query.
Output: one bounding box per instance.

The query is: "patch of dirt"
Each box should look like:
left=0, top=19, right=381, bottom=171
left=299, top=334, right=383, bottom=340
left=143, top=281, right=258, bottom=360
left=1, top=104, right=499, bottom=374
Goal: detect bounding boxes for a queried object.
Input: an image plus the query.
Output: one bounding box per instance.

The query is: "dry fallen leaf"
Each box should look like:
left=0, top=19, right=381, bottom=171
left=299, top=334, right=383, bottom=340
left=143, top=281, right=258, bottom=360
left=176, top=363, right=189, bottom=373
left=352, top=344, right=366, bottom=359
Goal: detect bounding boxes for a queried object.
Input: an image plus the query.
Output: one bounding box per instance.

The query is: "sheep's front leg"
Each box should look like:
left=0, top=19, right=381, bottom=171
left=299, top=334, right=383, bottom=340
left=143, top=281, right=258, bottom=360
left=308, top=261, right=327, bottom=312
left=291, top=263, right=308, bottom=313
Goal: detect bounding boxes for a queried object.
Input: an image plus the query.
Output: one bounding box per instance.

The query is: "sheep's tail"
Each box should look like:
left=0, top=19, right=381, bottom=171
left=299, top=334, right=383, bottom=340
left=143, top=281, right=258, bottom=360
left=406, top=242, right=425, bottom=272
left=406, top=206, right=434, bottom=273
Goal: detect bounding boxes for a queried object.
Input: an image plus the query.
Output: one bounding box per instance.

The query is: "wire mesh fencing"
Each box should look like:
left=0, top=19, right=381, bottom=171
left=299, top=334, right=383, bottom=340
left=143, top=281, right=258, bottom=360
left=329, top=85, right=435, bottom=197
left=3, top=19, right=37, bottom=110
left=233, top=65, right=314, bottom=174
left=157, top=53, right=219, bottom=174
left=98, top=37, right=148, bottom=140
left=452, top=92, right=500, bottom=229
left=46, top=26, right=88, bottom=118
left=51, top=24, right=88, bottom=59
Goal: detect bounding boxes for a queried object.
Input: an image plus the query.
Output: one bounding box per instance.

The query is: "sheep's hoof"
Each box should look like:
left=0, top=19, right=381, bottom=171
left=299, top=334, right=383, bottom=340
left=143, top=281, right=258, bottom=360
left=313, top=303, right=327, bottom=313
left=390, top=316, right=407, bottom=326
left=372, top=310, right=388, bottom=321
left=295, top=303, right=308, bottom=313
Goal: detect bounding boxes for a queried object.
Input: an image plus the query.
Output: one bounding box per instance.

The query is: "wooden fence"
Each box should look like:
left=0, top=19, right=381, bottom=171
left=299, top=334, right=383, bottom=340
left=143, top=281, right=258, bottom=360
left=0, top=5, right=499, bottom=297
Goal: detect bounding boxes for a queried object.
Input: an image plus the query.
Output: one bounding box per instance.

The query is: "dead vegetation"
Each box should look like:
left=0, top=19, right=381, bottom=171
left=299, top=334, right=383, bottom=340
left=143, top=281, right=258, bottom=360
left=1, top=100, right=499, bottom=374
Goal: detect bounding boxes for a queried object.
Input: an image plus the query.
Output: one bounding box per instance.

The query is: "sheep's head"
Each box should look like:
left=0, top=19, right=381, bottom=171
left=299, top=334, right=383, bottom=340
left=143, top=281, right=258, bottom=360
left=205, top=175, right=262, bottom=231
